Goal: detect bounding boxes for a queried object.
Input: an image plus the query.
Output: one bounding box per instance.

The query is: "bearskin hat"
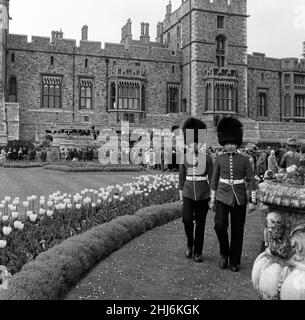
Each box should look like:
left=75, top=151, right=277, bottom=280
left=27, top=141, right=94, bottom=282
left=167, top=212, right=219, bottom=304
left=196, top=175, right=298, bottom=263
left=217, top=117, right=243, bottom=147
left=181, top=117, right=207, bottom=145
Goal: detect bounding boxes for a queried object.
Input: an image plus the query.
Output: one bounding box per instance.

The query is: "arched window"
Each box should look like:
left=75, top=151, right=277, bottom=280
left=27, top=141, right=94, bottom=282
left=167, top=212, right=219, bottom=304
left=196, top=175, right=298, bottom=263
left=51, top=56, right=54, bottom=65
left=284, top=94, right=291, bottom=117
left=11, top=53, right=15, bottom=63
left=85, top=58, right=88, bottom=68
left=8, top=77, right=17, bottom=102
left=216, top=35, right=226, bottom=68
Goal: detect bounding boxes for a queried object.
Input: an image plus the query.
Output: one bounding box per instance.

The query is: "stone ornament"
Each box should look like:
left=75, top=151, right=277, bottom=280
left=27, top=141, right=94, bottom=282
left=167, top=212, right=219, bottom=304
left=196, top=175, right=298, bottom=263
left=253, top=168, right=305, bottom=300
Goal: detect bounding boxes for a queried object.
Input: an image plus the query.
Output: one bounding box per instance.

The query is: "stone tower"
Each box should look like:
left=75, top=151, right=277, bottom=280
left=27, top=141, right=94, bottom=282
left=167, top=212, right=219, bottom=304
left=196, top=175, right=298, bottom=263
left=0, top=0, right=9, bottom=145
left=157, top=0, right=248, bottom=118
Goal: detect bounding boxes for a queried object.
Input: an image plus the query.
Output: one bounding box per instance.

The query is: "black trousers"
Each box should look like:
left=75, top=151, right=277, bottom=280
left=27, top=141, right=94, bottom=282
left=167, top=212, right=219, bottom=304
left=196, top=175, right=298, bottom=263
left=182, top=198, right=209, bottom=256
left=214, top=201, right=247, bottom=266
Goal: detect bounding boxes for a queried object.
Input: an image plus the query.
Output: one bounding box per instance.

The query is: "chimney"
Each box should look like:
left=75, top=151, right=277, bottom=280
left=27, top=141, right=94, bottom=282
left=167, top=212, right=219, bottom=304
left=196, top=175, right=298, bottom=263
left=121, top=18, right=133, bottom=48
left=82, top=25, right=88, bottom=41
left=51, top=29, right=64, bottom=42
left=140, top=22, right=150, bottom=45
left=156, top=22, right=164, bottom=43
left=166, top=1, right=172, bottom=18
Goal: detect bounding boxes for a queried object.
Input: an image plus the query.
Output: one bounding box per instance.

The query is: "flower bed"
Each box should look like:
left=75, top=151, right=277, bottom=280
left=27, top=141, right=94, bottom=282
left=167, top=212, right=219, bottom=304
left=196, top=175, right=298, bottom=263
left=0, top=174, right=179, bottom=277
left=0, top=202, right=181, bottom=300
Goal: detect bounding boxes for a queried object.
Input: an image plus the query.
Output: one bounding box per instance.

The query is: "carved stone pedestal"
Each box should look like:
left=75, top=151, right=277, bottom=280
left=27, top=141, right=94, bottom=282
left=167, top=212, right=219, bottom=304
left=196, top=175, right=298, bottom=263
left=252, top=180, right=305, bottom=300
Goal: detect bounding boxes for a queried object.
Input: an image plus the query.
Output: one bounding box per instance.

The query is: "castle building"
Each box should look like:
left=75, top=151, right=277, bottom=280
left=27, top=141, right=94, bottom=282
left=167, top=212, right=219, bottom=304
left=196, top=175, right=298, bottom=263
left=0, top=0, right=304, bottom=148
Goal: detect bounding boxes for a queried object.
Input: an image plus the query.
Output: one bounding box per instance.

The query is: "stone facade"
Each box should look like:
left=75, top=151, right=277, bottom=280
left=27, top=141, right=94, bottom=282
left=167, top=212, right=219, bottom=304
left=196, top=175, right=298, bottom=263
left=0, top=0, right=304, bottom=147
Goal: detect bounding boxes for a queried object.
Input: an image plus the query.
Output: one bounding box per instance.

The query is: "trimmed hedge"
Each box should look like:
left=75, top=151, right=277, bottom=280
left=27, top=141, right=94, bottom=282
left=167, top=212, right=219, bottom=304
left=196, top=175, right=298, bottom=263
left=43, top=165, right=144, bottom=173
left=2, top=163, right=44, bottom=168
left=0, top=201, right=182, bottom=300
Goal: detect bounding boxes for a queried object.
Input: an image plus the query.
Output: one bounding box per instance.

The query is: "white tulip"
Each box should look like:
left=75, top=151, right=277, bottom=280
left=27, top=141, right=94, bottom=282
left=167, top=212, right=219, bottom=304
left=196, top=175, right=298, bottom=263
left=29, top=214, right=38, bottom=222
left=39, top=199, right=45, bottom=206
left=14, top=221, right=22, bottom=229
left=0, top=240, right=7, bottom=249
left=4, top=196, right=11, bottom=202
left=64, top=199, right=71, bottom=204
left=12, top=199, right=19, bottom=206
left=31, top=195, right=37, bottom=201
left=47, top=210, right=54, bottom=217
left=67, top=203, right=72, bottom=209
left=26, top=210, right=33, bottom=217
left=92, top=203, right=96, bottom=208
left=23, top=201, right=30, bottom=208
left=39, top=208, right=46, bottom=215
left=76, top=204, right=82, bottom=210
left=0, top=204, right=4, bottom=209
left=11, top=212, right=19, bottom=219
left=3, top=226, right=12, bottom=236
left=97, top=199, right=102, bottom=204
left=47, top=201, right=53, bottom=207
left=2, top=216, right=9, bottom=222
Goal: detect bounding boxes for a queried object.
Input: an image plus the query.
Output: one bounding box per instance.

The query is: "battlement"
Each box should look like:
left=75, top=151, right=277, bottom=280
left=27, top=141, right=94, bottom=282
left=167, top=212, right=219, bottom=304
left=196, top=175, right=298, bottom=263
left=104, top=42, right=182, bottom=62
left=248, top=53, right=281, bottom=71
left=161, top=0, right=247, bottom=37
left=7, top=33, right=104, bottom=55
left=193, top=0, right=247, bottom=16
left=281, top=58, right=305, bottom=72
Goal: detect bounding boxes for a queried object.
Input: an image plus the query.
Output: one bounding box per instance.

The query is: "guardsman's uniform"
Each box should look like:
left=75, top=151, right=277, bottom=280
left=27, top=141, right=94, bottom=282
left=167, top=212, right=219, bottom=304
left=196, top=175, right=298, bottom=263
left=179, top=117, right=213, bottom=263
left=210, top=118, right=257, bottom=272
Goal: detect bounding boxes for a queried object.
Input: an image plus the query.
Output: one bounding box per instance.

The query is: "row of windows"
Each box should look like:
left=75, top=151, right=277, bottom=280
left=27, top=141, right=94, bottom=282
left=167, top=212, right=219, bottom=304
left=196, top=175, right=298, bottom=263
left=284, top=74, right=305, bottom=86
left=284, top=94, right=305, bottom=118
left=205, top=83, right=238, bottom=113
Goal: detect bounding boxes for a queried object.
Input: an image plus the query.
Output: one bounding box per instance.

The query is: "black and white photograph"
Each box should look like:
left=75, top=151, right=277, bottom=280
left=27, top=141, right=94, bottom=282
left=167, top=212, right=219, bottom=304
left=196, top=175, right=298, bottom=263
left=0, top=0, right=304, bottom=307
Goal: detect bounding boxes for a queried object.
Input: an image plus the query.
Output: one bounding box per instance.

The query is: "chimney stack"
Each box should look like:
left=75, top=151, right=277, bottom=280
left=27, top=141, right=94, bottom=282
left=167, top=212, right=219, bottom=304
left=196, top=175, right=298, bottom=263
left=82, top=25, right=88, bottom=41
left=140, top=22, right=150, bottom=45
left=51, top=29, right=64, bottom=42
left=166, top=1, right=172, bottom=18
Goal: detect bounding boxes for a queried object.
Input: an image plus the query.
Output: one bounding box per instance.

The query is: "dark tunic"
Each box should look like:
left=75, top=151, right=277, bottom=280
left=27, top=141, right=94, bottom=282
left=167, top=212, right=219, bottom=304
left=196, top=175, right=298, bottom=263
left=179, top=150, right=213, bottom=201
left=210, top=151, right=256, bottom=207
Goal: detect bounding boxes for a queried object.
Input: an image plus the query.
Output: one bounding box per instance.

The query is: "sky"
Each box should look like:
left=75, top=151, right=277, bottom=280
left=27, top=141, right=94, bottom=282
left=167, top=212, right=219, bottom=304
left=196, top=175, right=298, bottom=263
left=7, top=0, right=305, bottom=59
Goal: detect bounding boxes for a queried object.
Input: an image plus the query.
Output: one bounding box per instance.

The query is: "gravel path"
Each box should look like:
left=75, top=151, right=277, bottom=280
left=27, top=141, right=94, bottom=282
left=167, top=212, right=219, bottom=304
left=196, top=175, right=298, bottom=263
left=64, top=209, right=263, bottom=300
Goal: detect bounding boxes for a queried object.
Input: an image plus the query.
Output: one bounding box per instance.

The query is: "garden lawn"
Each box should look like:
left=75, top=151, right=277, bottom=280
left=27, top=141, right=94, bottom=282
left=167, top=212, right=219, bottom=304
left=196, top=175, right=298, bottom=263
left=0, top=167, right=146, bottom=199
left=65, top=208, right=263, bottom=300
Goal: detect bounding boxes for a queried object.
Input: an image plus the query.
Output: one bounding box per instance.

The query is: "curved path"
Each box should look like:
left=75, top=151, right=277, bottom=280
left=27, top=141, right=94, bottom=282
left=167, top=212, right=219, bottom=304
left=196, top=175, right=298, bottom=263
left=64, top=209, right=263, bottom=300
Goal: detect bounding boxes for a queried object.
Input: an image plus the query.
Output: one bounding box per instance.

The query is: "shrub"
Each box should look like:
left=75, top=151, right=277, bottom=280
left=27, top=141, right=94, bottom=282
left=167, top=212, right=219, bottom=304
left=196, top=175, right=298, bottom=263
left=0, top=201, right=182, bottom=300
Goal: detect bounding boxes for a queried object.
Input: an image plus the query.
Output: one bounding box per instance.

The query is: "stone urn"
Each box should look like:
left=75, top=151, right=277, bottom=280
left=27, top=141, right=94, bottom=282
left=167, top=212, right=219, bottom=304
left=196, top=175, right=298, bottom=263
left=252, top=167, right=305, bottom=300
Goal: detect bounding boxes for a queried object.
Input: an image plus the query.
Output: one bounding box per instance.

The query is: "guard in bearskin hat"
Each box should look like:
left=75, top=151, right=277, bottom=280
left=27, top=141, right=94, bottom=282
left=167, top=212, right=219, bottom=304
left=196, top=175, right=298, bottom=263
left=210, top=117, right=257, bottom=272
left=179, top=117, right=213, bottom=263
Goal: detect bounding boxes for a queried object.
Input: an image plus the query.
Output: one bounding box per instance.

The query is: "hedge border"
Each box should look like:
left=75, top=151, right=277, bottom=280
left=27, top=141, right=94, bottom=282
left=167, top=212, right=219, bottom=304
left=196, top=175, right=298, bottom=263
left=0, top=201, right=182, bottom=300
left=2, top=163, right=44, bottom=169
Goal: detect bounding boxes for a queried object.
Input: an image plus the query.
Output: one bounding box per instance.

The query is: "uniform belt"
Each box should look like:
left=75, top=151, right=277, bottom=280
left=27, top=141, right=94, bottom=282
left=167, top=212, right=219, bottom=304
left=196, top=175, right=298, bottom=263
left=219, top=178, right=245, bottom=185
left=186, top=176, right=207, bottom=182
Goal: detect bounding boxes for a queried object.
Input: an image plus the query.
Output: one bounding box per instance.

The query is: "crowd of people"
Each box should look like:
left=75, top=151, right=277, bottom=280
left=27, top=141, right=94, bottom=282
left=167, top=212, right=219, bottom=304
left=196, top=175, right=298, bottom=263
left=0, top=146, right=100, bottom=164
left=0, top=140, right=304, bottom=174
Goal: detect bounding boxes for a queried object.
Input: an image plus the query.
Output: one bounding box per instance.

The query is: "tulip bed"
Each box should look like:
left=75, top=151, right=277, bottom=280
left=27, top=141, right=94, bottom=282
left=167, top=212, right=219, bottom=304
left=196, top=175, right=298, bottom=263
left=0, top=174, right=179, bottom=277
